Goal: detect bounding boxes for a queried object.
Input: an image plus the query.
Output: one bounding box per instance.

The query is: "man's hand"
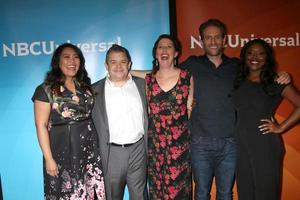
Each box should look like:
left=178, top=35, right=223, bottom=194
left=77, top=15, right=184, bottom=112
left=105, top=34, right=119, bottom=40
left=276, top=71, right=291, bottom=85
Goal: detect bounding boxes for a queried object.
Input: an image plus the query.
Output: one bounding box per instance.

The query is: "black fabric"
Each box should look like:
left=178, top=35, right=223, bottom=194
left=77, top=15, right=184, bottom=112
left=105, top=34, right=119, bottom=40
left=32, top=84, right=49, bottom=102
left=32, top=83, right=105, bottom=199
left=232, top=80, right=286, bottom=200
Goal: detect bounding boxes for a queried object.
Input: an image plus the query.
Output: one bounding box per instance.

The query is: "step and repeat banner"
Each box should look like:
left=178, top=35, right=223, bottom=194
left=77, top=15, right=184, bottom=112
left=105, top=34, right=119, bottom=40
left=176, top=0, right=300, bottom=199
left=0, top=1, right=169, bottom=199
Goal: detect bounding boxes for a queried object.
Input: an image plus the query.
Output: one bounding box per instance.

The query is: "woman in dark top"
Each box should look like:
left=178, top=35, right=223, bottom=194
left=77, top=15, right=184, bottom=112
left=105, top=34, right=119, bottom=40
left=32, top=43, right=106, bottom=200
left=232, top=39, right=300, bottom=200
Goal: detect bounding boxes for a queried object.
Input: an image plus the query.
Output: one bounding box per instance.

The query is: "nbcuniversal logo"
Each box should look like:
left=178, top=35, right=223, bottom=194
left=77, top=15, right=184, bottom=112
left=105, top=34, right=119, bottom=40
left=1, top=37, right=122, bottom=57
left=190, top=33, right=300, bottom=49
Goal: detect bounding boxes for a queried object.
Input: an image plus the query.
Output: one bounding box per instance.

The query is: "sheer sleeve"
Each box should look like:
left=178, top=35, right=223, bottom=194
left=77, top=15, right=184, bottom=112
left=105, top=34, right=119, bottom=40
left=270, top=82, right=288, bottom=96
left=31, top=84, right=49, bottom=102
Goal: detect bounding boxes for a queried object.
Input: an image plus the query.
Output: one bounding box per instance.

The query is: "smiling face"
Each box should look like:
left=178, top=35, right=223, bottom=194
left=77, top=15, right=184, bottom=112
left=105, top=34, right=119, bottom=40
left=155, top=38, right=178, bottom=67
left=59, top=47, right=80, bottom=80
left=246, top=43, right=267, bottom=73
left=201, top=25, right=225, bottom=58
left=106, top=51, right=131, bottom=82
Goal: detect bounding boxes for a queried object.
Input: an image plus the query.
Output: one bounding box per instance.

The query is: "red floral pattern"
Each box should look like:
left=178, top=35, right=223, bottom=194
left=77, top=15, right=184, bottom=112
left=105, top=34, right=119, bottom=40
left=146, top=70, right=192, bottom=200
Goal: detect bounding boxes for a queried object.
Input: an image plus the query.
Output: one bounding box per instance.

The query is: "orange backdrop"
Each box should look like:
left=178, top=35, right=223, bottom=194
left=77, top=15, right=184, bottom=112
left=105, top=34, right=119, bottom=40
left=176, top=0, right=300, bottom=199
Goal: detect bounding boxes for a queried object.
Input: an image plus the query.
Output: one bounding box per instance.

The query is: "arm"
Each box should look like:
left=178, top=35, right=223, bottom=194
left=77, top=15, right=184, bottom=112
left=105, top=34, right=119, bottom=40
left=178, top=57, right=192, bottom=70
left=187, top=76, right=194, bottom=119
left=130, top=70, right=151, bottom=79
left=259, top=85, right=300, bottom=134
left=34, top=100, right=58, bottom=177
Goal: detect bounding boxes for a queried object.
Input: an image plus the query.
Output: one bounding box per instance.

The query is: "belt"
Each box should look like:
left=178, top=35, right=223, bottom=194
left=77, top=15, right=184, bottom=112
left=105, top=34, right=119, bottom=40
left=110, top=137, right=143, bottom=148
left=51, top=118, right=91, bottom=126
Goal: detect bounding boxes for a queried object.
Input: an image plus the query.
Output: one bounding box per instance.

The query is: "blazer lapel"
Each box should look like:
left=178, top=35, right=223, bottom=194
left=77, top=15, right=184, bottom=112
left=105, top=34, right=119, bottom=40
left=132, top=77, right=148, bottom=133
left=133, top=77, right=147, bottom=112
left=94, top=80, right=110, bottom=141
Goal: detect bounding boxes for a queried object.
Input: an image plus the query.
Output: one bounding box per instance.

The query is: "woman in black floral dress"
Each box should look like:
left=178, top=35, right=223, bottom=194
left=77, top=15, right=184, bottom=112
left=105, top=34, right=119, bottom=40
left=146, top=34, right=194, bottom=199
left=32, top=43, right=105, bottom=200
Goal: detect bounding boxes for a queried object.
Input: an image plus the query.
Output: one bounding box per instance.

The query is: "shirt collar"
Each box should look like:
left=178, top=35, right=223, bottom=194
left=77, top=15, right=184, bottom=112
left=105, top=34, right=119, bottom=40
left=204, top=54, right=230, bottom=65
left=105, top=73, right=133, bottom=87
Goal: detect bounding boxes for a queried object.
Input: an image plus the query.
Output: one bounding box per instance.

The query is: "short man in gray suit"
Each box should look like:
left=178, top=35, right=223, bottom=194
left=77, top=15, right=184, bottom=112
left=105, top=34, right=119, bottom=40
left=92, top=44, right=148, bottom=200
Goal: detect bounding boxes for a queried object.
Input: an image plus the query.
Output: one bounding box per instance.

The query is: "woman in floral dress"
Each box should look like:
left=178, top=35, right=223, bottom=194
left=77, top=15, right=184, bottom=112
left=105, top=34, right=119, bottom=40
left=145, top=34, right=194, bottom=199
left=32, top=43, right=105, bottom=200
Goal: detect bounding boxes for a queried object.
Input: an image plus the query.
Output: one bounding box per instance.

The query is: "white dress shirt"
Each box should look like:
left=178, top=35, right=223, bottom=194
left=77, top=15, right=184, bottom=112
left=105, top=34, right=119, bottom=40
left=105, top=75, right=144, bottom=144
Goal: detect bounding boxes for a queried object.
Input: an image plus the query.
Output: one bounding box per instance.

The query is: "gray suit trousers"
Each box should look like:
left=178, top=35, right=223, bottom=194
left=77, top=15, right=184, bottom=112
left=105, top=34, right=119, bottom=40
left=107, top=138, right=147, bottom=200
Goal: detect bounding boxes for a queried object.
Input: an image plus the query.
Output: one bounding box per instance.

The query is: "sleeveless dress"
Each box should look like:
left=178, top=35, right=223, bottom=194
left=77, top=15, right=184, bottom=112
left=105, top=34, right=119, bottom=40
left=146, top=70, right=192, bottom=200
left=32, top=83, right=106, bottom=200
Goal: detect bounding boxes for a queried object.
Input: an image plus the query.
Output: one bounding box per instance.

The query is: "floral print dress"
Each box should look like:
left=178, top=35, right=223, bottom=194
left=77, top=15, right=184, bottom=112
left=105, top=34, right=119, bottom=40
left=146, top=70, right=192, bottom=200
left=32, top=83, right=106, bottom=200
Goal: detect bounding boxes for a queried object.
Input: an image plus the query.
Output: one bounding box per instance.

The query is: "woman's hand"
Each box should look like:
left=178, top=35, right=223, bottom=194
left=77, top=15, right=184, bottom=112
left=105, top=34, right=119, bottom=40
left=45, top=158, right=59, bottom=177
left=258, top=118, right=283, bottom=134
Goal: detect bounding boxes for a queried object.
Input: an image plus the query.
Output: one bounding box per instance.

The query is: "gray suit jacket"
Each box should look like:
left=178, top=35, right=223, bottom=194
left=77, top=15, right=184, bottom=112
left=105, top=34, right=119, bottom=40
left=92, top=75, right=148, bottom=175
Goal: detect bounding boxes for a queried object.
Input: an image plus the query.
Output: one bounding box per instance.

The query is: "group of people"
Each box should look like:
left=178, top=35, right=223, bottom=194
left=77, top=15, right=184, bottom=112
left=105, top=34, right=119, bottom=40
left=32, top=18, right=300, bottom=200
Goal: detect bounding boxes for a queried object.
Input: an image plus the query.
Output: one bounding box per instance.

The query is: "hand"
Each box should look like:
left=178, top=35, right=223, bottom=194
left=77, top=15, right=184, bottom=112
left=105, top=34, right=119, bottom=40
left=276, top=71, right=291, bottom=85
left=187, top=98, right=196, bottom=111
left=45, top=158, right=59, bottom=177
left=258, top=118, right=283, bottom=134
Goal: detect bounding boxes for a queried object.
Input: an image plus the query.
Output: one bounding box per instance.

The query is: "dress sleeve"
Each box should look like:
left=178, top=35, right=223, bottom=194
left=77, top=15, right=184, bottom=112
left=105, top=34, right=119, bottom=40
left=31, top=84, right=50, bottom=102
left=268, top=82, right=288, bottom=96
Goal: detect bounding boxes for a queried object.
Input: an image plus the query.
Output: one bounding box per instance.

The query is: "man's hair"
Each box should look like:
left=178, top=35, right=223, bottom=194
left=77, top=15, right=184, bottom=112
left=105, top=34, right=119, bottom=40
left=199, top=18, right=227, bottom=39
left=105, top=44, right=132, bottom=65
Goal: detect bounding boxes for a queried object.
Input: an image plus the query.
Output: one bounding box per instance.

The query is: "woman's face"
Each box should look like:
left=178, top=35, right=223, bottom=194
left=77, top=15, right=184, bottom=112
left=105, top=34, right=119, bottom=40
left=155, top=38, right=178, bottom=66
left=59, top=47, right=80, bottom=79
left=246, top=43, right=267, bottom=73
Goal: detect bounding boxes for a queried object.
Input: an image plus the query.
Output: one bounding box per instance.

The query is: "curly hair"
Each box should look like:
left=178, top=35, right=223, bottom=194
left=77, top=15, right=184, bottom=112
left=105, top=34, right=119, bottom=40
left=152, top=34, right=181, bottom=74
left=234, top=39, right=277, bottom=95
left=44, top=43, right=92, bottom=95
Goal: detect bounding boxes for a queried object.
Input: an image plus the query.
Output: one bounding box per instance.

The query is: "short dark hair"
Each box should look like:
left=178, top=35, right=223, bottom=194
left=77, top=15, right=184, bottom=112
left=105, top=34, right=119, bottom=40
left=105, top=44, right=132, bottom=66
left=199, top=18, right=227, bottom=40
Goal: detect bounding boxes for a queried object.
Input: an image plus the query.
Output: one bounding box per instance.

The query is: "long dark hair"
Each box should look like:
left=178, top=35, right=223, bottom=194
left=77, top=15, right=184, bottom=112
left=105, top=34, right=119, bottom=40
left=152, top=34, right=181, bottom=74
left=44, top=43, right=92, bottom=94
left=234, top=39, right=277, bottom=95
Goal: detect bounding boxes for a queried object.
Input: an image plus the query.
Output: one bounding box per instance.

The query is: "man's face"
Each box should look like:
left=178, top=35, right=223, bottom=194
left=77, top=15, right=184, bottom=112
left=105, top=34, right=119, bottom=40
left=106, top=51, right=131, bottom=82
left=201, top=26, right=225, bottom=58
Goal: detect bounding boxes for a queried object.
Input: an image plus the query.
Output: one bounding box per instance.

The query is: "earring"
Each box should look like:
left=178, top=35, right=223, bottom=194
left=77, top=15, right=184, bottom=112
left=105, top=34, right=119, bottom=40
left=174, top=57, right=177, bottom=66
left=155, top=59, right=159, bottom=66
